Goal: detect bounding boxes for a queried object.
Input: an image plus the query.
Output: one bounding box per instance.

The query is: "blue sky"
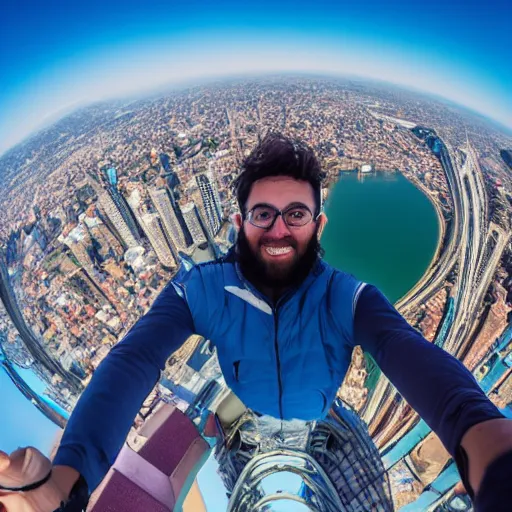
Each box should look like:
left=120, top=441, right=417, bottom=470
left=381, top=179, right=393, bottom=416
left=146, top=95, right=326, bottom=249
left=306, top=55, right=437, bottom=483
left=0, top=0, right=511, bottom=155
left=0, top=368, right=59, bottom=456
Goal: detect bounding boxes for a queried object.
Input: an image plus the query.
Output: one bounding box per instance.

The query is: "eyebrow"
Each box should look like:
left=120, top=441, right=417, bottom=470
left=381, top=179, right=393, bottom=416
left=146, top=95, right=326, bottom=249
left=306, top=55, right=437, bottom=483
left=250, top=201, right=312, bottom=211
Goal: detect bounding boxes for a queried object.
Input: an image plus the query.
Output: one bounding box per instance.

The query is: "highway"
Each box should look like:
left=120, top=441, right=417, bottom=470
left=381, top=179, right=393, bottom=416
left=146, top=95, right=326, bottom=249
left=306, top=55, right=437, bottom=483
left=395, top=139, right=463, bottom=315
left=441, top=141, right=509, bottom=357
left=362, top=135, right=510, bottom=452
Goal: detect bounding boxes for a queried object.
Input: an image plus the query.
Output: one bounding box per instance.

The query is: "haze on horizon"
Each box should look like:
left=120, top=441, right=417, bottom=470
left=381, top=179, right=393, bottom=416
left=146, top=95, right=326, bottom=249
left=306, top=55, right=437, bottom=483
left=1, top=0, right=511, bottom=156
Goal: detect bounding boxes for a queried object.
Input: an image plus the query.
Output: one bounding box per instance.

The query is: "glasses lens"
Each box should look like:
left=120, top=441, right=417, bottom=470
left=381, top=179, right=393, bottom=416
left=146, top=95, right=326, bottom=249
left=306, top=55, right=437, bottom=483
left=249, top=205, right=277, bottom=228
left=284, top=206, right=312, bottom=226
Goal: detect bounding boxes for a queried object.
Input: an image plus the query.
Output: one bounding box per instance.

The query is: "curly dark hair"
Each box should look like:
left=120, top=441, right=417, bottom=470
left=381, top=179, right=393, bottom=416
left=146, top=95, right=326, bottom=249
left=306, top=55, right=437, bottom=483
left=233, top=132, right=326, bottom=216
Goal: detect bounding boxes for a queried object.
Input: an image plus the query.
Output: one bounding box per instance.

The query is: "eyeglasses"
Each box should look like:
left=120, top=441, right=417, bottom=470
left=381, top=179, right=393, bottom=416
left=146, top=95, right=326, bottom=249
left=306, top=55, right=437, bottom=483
left=246, top=203, right=317, bottom=229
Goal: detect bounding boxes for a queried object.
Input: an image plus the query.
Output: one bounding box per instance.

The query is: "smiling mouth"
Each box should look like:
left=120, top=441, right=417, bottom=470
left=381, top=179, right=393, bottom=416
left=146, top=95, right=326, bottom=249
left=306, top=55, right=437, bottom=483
left=264, top=246, right=293, bottom=256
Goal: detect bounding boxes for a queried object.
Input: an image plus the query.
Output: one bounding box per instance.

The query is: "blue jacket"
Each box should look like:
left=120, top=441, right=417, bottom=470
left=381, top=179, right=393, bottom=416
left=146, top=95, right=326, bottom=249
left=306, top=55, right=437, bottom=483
left=54, top=255, right=504, bottom=492
left=173, top=256, right=363, bottom=420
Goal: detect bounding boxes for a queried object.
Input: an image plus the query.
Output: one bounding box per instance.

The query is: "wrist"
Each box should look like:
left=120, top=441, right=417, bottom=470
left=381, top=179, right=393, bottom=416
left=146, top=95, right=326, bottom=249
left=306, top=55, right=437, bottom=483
left=52, top=473, right=89, bottom=512
left=51, top=466, right=81, bottom=500
left=24, top=467, right=82, bottom=512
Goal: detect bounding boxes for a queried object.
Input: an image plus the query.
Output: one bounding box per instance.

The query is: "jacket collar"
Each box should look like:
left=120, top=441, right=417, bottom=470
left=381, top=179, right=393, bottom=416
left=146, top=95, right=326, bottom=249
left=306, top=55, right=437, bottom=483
left=221, top=246, right=326, bottom=308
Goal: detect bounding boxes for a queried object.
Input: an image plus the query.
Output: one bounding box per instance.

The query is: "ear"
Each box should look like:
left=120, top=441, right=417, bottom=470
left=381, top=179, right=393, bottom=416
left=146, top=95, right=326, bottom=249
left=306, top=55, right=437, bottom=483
left=231, top=213, right=243, bottom=231
left=317, top=213, right=328, bottom=239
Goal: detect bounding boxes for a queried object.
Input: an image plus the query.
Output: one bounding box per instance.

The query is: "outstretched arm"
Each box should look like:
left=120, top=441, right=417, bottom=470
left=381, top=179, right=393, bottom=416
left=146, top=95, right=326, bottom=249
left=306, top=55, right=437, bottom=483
left=53, top=281, right=195, bottom=494
left=354, top=284, right=510, bottom=498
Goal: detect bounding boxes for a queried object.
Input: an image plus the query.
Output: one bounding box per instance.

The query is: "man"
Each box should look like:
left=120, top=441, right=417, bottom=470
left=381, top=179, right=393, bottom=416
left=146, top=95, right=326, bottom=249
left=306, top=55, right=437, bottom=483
left=1, top=133, right=512, bottom=511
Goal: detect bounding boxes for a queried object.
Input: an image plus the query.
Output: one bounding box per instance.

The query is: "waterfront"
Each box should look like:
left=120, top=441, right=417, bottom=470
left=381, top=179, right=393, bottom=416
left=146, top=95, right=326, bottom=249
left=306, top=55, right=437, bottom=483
left=322, top=171, right=440, bottom=304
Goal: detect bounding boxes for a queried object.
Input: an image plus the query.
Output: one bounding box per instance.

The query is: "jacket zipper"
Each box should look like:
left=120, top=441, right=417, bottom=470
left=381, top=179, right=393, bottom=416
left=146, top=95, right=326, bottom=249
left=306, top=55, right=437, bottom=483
left=233, top=263, right=301, bottom=420
left=273, top=306, right=283, bottom=419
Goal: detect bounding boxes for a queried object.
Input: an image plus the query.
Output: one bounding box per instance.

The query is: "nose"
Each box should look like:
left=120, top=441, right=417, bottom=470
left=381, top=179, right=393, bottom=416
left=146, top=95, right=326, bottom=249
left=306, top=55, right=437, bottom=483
left=268, top=214, right=291, bottom=237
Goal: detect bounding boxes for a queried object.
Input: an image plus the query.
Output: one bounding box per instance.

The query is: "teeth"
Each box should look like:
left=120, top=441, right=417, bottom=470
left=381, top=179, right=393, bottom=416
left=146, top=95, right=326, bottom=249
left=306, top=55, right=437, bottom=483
left=265, top=246, right=293, bottom=256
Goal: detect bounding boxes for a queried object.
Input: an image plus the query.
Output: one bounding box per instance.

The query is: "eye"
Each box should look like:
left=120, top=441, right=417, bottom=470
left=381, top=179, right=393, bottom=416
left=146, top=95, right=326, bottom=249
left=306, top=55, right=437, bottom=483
left=255, top=211, right=271, bottom=220
left=285, top=207, right=311, bottom=225
left=289, top=210, right=305, bottom=219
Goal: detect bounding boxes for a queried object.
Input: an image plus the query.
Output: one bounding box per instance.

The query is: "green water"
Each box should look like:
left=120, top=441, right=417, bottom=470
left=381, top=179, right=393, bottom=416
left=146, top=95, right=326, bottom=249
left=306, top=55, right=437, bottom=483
left=322, top=171, right=439, bottom=304
left=322, top=171, right=439, bottom=391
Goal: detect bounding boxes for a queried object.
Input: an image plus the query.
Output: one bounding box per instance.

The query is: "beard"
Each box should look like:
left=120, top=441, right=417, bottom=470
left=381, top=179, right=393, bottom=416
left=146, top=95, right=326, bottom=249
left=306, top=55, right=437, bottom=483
left=235, top=225, right=323, bottom=292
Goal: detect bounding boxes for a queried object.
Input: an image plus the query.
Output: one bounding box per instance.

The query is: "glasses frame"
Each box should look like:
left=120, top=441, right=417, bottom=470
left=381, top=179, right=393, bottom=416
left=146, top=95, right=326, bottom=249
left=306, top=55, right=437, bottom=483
left=245, top=202, right=321, bottom=230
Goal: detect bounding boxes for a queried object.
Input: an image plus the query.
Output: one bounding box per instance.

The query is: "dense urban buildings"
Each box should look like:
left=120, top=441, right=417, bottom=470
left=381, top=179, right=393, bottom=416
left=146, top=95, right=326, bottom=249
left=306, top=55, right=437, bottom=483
left=0, top=76, right=511, bottom=510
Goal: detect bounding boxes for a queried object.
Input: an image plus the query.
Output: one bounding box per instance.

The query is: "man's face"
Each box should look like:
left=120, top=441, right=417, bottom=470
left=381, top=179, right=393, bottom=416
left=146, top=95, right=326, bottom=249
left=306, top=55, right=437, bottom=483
left=234, top=176, right=327, bottom=288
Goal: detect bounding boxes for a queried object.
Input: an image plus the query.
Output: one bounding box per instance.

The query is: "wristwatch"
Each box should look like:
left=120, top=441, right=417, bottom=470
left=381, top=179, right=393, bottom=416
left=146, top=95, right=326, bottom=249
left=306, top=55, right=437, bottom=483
left=53, top=474, right=89, bottom=512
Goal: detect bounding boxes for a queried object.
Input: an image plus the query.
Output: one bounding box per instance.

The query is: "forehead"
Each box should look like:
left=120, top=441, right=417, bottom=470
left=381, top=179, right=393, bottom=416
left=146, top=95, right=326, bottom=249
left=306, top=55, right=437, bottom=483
left=246, top=176, right=315, bottom=210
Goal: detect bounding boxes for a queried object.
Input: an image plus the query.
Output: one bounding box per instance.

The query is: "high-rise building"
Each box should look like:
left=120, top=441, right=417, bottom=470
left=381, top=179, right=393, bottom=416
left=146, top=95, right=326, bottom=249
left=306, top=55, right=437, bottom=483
left=140, top=213, right=176, bottom=268
left=109, top=187, right=141, bottom=238
left=94, top=166, right=142, bottom=248
left=127, top=189, right=177, bottom=268
left=181, top=202, right=207, bottom=245
left=98, top=191, right=139, bottom=249
left=196, top=167, right=223, bottom=237
left=148, top=188, right=191, bottom=250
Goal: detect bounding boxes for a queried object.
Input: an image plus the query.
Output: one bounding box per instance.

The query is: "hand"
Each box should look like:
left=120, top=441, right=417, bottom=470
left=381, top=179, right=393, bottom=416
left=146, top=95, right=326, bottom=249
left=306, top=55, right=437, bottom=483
left=461, top=418, right=512, bottom=496
left=0, top=447, right=73, bottom=512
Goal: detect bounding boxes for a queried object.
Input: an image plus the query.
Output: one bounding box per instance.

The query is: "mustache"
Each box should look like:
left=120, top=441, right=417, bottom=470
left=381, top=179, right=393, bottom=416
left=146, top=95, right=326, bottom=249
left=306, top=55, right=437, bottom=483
left=258, top=236, right=298, bottom=248
left=234, top=224, right=323, bottom=290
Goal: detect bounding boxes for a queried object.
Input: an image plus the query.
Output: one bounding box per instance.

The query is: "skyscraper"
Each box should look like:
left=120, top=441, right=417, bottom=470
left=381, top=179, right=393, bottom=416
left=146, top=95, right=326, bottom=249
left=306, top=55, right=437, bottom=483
left=196, top=166, right=223, bottom=237
left=127, top=188, right=177, bottom=268
left=97, top=191, right=139, bottom=249
left=181, top=202, right=207, bottom=245
left=103, top=166, right=118, bottom=187
left=94, top=166, right=142, bottom=248
left=148, top=188, right=191, bottom=251
left=139, top=213, right=176, bottom=268
left=109, top=187, right=141, bottom=238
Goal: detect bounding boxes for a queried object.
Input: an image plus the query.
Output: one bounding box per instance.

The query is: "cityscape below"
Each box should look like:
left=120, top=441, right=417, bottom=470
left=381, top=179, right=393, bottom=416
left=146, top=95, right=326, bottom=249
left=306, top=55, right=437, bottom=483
left=1, top=75, right=512, bottom=511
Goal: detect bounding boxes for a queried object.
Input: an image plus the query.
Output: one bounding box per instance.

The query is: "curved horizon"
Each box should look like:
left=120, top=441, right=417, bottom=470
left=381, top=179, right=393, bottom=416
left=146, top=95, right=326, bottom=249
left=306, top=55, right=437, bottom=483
left=1, top=68, right=511, bottom=159
left=1, top=0, right=511, bottom=156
